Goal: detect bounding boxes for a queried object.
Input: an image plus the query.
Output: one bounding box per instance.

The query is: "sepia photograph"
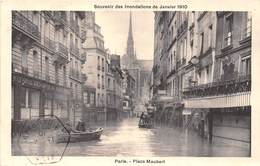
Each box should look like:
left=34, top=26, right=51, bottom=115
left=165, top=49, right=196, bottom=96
left=10, top=10, right=251, bottom=159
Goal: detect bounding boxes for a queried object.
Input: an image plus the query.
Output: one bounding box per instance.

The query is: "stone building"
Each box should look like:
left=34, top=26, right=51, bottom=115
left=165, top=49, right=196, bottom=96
left=153, top=11, right=251, bottom=148
left=106, top=54, right=124, bottom=121
left=82, top=12, right=107, bottom=122
left=122, top=69, right=136, bottom=117
left=11, top=11, right=87, bottom=132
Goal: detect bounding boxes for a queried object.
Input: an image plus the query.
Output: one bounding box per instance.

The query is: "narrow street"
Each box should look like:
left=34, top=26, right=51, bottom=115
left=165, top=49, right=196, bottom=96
left=13, top=117, right=249, bottom=157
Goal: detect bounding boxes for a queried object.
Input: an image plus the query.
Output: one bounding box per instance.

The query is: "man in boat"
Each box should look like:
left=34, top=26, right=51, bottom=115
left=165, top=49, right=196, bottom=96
left=76, top=119, right=86, bottom=132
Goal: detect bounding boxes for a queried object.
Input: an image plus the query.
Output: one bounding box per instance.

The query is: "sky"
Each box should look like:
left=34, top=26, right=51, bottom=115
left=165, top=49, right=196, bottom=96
left=95, top=11, right=154, bottom=60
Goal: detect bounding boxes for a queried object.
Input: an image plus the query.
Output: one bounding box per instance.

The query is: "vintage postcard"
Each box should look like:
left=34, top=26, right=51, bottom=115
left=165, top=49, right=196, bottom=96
left=1, top=0, right=260, bottom=166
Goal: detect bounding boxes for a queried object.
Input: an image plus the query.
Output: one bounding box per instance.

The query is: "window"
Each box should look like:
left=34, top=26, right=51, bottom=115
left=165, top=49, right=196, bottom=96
left=33, top=51, right=38, bottom=77
left=98, top=56, right=100, bottom=68
left=45, top=56, right=49, bottom=80
left=224, top=13, right=233, bottom=47
left=44, top=20, right=50, bottom=38
left=241, top=56, right=251, bottom=76
left=63, top=66, right=66, bottom=86
left=75, top=84, right=78, bottom=99
left=70, top=34, right=73, bottom=47
left=75, top=39, right=78, bottom=48
left=208, top=24, right=213, bottom=48
left=200, top=32, right=204, bottom=54
left=55, top=64, right=59, bottom=84
left=108, top=78, right=110, bottom=89
left=97, top=93, right=100, bottom=106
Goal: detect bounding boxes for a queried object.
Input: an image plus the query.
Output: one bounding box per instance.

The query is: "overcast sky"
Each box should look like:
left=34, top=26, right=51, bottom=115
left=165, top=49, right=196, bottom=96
left=95, top=11, right=154, bottom=60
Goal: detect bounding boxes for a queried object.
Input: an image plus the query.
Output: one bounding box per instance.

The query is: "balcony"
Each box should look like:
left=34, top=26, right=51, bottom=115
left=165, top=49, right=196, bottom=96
left=44, top=37, right=55, bottom=51
left=82, top=73, right=87, bottom=83
left=33, top=70, right=39, bottom=78
left=70, top=18, right=80, bottom=37
left=54, top=42, right=69, bottom=64
left=12, top=11, right=40, bottom=41
left=45, top=75, right=50, bottom=82
left=70, top=44, right=80, bottom=57
left=176, top=60, right=181, bottom=69
left=166, top=68, right=176, bottom=79
left=81, top=30, right=86, bottom=43
left=70, top=69, right=81, bottom=81
left=182, top=58, right=186, bottom=65
left=81, top=52, right=87, bottom=64
left=183, top=74, right=251, bottom=99
left=22, top=66, right=28, bottom=75
left=53, top=11, right=67, bottom=28
left=184, top=74, right=251, bottom=108
left=177, top=19, right=188, bottom=38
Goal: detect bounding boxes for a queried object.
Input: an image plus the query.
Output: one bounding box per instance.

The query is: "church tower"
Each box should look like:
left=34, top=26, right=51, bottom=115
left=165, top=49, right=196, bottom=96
left=123, top=12, right=137, bottom=68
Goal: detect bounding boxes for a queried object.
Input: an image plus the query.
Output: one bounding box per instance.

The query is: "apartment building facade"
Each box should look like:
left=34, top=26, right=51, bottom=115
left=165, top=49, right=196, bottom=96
left=11, top=11, right=86, bottom=132
left=153, top=11, right=251, bottom=147
left=82, top=12, right=107, bottom=122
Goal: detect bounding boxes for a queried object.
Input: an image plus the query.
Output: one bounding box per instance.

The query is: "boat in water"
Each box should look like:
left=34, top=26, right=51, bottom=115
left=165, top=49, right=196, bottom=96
left=55, top=127, right=103, bottom=143
left=138, top=112, right=154, bottom=129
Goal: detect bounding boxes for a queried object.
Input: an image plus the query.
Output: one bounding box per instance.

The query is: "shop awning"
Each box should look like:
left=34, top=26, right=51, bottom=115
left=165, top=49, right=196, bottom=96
left=184, top=91, right=250, bottom=108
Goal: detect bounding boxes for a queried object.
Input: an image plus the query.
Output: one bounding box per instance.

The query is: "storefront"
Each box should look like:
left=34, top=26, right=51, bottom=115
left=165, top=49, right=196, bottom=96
left=12, top=72, right=70, bottom=133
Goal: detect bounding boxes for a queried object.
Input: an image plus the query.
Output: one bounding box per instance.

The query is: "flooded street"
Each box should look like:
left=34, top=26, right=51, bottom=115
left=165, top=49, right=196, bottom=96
left=62, top=118, right=248, bottom=157
left=12, top=117, right=250, bottom=157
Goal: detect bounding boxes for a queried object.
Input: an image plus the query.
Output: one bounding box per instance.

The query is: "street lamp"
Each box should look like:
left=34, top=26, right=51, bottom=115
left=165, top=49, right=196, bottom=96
left=189, top=56, right=200, bottom=86
left=189, top=56, right=199, bottom=65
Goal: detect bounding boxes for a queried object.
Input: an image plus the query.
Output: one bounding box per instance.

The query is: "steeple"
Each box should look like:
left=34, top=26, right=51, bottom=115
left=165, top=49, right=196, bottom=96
left=128, top=11, right=133, bottom=42
left=126, top=11, right=136, bottom=66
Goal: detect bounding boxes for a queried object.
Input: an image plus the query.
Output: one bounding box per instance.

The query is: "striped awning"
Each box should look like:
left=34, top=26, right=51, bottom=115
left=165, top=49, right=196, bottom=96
left=184, top=91, right=250, bottom=108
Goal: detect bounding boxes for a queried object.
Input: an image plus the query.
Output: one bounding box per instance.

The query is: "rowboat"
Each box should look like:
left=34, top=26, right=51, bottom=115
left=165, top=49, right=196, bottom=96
left=138, top=117, right=154, bottom=129
left=55, top=127, right=103, bottom=143
left=138, top=123, right=153, bottom=129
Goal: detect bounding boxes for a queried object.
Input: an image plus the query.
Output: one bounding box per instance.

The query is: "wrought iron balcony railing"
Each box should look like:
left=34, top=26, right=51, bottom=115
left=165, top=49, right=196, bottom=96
left=44, top=36, right=55, bottom=51
left=33, top=70, right=39, bottom=78
left=12, top=11, right=40, bottom=41
left=70, top=44, right=80, bottom=57
left=53, top=11, right=67, bottom=27
left=183, top=74, right=251, bottom=98
left=69, top=68, right=81, bottom=81
left=55, top=42, right=68, bottom=59
left=81, top=52, right=86, bottom=64
left=70, top=18, right=80, bottom=36
left=81, top=30, right=86, bottom=42
left=22, top=66, right=28, bottom=75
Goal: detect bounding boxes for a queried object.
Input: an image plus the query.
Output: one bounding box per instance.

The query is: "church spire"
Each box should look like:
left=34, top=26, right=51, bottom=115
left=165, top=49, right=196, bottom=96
left=126, top=11, right=135, bottom=63
left=128, top=11, right=133, bottom=42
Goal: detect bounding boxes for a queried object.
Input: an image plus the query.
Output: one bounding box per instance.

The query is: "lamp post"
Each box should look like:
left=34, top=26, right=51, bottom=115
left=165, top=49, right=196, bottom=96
left=189, top=56, right=199, bottom=86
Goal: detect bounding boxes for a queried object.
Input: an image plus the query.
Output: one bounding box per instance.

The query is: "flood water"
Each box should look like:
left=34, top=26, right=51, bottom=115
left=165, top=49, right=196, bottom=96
left=12, top=118, right=250, bottom=157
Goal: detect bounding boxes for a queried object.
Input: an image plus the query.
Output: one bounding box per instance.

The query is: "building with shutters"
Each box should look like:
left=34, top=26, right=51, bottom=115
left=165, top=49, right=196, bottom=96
left=11, top=11, right=87, bottom=133
left=153, top=11, right=251, bottom=147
